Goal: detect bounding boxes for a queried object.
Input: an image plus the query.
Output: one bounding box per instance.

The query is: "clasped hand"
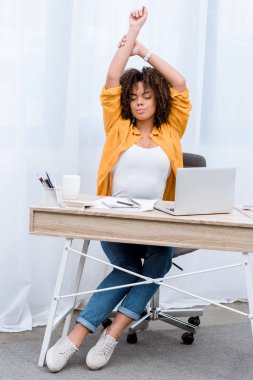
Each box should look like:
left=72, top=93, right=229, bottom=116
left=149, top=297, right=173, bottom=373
left=118, top=6, right=148, bottom=56
left=129, top=6, right=148, bottom=28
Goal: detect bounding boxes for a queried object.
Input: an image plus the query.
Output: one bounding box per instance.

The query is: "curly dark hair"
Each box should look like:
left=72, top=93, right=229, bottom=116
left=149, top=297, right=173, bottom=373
left=120, top=66, right=171, bottom=128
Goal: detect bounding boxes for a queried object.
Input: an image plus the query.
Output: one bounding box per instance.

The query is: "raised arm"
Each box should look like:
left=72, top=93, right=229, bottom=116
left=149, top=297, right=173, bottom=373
left=138, top=44, right=186, bottom=92
left=118, top=37, right=186, bottom=92
left=105, top=7, right=148, bottom=89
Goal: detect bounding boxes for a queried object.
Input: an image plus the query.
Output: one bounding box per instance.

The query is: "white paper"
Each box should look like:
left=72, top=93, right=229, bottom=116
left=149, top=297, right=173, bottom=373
left=94, top=197, right=158, bottom=212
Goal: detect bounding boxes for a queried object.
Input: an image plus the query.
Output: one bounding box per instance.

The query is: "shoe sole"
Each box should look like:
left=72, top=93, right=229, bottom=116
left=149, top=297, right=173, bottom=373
left=86, top=354, right=108, bottom=371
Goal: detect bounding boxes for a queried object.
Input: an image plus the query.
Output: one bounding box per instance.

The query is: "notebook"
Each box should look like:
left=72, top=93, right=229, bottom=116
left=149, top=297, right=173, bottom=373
left=154, top=167, right=236, bottom=216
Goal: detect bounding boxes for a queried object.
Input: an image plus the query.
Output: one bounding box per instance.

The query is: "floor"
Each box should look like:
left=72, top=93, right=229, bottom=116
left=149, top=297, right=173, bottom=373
left=0, top=301, right=250, bottom=345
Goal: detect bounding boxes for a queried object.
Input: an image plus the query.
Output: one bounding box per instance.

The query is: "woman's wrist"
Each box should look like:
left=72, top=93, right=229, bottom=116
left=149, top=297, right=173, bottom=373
left=138, top=45, right=150, bottom=59
left=127, top=26, right=141, bottom=43
left=129, top=24, right=142, bottom=33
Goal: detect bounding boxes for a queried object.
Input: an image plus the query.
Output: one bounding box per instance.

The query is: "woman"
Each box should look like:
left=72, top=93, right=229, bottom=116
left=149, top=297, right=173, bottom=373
left=46, top=6, right=191, bottom=372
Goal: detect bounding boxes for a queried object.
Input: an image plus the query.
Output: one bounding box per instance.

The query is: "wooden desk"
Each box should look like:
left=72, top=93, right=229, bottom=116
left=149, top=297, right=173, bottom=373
left=30, top=198, right=253, bottom=366
left=30, top=201, right=253, bottom=252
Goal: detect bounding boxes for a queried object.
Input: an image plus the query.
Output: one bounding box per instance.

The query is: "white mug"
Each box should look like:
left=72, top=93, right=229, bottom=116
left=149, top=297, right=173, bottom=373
left=62, top=175, right=80, bottom=200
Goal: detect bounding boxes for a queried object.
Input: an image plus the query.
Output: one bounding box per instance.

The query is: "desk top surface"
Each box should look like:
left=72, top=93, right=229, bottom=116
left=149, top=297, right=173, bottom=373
left=30, top=195, right=253, bottom=229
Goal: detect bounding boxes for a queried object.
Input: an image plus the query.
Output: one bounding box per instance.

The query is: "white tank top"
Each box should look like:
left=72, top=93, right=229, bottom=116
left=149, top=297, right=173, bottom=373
left=111, top=144, right=171, bottom=199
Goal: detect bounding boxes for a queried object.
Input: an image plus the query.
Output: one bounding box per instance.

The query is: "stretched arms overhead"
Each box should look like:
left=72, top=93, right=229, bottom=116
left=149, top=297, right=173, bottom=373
left=118, top=35, right=186, bottom=92
left=105, top=7, right=148, bottom=89
left=107, top=6, right=187, bottom=92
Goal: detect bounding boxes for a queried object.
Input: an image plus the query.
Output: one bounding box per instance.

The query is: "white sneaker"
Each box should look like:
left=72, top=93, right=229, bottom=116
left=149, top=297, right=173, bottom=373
left=86, top=328, right=118, bottom=370
left=46, top=336, right=78, bottom=372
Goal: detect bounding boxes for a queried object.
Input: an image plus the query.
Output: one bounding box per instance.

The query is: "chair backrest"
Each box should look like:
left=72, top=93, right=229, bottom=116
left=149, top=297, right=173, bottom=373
left=182, top=153, right=206, bottom=168
left=173, top=153, right=206, bottom=258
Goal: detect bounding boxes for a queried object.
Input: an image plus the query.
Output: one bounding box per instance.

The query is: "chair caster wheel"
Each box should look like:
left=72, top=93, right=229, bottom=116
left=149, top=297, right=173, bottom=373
left=102, top=318, right=112, bottom=329
left=188, top=316, right=200, bottom=326
left=182, top=332, right=194, bottom=345
left=127, top=332, right=137, bottom=344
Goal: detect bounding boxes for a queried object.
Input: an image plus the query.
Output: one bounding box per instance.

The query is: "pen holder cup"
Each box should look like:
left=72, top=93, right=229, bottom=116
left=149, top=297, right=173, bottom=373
left=43, top=187, right=62, bottom=207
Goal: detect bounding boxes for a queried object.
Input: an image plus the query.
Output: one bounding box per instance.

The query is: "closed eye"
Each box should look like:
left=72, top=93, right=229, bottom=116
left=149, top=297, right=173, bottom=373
left=130, top=94, right=152, bottom=101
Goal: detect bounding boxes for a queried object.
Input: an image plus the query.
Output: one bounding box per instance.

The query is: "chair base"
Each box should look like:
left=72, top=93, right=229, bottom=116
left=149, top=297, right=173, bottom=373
left=128, top=307, right=204, bottom=335
left=106, top=306, right=203, bottom=336
left=104, top=290, right=204, bottom=341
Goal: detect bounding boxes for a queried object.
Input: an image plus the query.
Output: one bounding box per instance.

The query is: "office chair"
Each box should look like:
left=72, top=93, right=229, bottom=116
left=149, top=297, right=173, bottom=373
left=102, top=153, right=207, bottom=345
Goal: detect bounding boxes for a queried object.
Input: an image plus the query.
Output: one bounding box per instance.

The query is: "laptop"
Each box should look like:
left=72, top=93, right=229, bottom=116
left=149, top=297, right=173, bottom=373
left=154, top=167, right=236, bottom=216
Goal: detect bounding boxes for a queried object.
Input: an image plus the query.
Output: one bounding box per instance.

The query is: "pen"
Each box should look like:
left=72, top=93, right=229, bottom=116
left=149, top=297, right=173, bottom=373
left=127, top=198, right=141, bottom=207
left=38, top=177, right=47, bottom=188
left=44, top=179, right=52, bottom=188
left=116, top=201, right=135, bottom=206
left=45, top=171, right=54, bottom=188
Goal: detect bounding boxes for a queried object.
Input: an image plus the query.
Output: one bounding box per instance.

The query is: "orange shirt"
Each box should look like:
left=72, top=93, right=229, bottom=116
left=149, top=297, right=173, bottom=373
left=97, top=85, right=192, bottom=200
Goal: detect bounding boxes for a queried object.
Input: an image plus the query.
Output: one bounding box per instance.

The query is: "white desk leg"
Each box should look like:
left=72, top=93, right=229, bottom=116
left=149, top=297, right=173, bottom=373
left=62, top=240, right=90, bottom=337
left=38, top=238, right=72, bottom=367
left=242, top=252, right=253, bottom=335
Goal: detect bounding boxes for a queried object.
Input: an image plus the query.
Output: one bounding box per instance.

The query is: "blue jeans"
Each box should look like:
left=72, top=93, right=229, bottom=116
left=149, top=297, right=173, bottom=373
left=76, top=242, right=174, bottom=333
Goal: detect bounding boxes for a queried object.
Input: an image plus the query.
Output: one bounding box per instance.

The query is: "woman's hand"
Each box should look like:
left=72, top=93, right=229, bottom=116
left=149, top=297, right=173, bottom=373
left=118, top=37, right=144, bottom=56
left=105, top=6, right=147, bottom=89
left=129, top=6, right=148, bottom=29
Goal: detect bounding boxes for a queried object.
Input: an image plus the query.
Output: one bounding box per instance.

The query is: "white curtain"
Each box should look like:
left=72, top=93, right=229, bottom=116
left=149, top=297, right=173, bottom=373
left=0, top=0, right=252, bottom=331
